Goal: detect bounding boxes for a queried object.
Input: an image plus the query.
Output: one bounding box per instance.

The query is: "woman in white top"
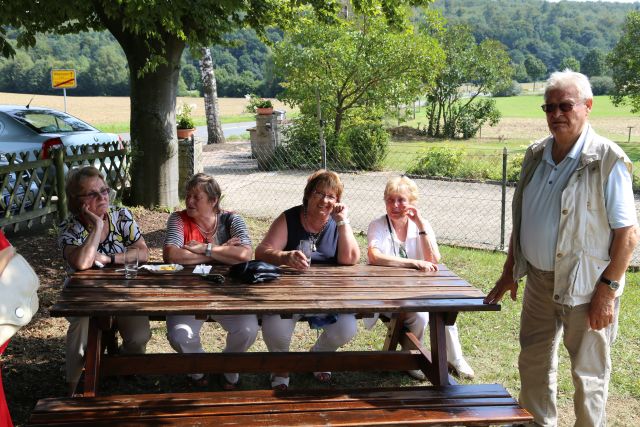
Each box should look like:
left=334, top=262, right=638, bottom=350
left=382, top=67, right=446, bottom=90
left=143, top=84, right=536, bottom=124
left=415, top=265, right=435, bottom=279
left=366, top=176, right=474, bottom=380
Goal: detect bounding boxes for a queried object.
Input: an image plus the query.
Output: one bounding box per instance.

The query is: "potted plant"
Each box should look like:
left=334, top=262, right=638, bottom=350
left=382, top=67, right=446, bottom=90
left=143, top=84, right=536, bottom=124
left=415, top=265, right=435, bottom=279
left=176, top=103, right=196, bottom=139
left=255, top=99, right=274, bottom=115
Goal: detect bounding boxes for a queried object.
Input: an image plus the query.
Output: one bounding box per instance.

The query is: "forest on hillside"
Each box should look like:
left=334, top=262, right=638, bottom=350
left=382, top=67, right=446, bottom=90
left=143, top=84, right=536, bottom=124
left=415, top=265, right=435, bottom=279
left=0, top=0, right=637, bottom=98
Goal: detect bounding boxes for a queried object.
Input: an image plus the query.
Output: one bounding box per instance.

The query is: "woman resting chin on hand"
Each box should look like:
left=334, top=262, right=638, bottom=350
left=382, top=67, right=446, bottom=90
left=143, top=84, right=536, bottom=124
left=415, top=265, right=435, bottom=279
left=366, top=176, right=475, bottom=381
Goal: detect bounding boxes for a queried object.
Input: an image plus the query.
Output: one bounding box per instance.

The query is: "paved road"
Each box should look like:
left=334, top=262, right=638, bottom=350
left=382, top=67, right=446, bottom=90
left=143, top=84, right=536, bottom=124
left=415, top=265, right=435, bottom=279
left=197, top=121, right=255, bottom=139
left=119, top=121, right=255, bottom=141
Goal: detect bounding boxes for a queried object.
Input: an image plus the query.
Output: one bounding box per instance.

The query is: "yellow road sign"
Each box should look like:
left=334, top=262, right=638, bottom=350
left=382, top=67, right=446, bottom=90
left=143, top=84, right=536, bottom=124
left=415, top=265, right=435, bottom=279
left=51, top=69, right=77, bottom=89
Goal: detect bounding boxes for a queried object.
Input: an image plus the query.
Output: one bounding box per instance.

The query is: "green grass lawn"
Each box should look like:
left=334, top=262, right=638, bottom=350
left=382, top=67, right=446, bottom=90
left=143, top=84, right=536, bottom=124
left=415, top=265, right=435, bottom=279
left=438, top=244, right=640, bottom=403
left=494, top=94, right=639, bottom=119
left=245, top=220, right=640, bottom=408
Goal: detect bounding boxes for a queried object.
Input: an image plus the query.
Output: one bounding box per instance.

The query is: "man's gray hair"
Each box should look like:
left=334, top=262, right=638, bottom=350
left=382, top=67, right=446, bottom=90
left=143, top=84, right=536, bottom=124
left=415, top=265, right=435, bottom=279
left=544, top=69, right=593, bottom=101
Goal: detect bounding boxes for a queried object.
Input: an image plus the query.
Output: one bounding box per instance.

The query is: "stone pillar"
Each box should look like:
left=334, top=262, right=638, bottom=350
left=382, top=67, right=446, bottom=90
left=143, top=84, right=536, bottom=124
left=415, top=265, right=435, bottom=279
left=254, top=113, right=276, bottom=170
left=178, top=135, right=203, bottom=198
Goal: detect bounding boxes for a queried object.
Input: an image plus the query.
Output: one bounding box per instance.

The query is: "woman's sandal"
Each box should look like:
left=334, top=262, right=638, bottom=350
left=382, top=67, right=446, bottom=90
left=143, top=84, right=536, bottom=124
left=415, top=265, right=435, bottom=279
left=270, top=374, right=290, bottom=391
left=313, top=371, right=332, bottom=383
left=221, top=375, right=239, bottom=391
left=188, top=374, right=209, bottom=387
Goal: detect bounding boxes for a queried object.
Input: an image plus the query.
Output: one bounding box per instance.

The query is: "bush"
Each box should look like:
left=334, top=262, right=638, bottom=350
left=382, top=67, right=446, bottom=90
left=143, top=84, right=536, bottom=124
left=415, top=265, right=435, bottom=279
left=271, top=118, right=335, bottom=170
left=408, top=147, right=463, bottom=177
left=455, top=99, right=501, bottom=139
left=492, top=80, right=522, bottom=97
left=270, top=117, right=389, bottom=172
left=507, top=153, right=524, bottom=182
left=590, top=76, right=615, bottom=96
left=337, top=122, right=389, bottom=171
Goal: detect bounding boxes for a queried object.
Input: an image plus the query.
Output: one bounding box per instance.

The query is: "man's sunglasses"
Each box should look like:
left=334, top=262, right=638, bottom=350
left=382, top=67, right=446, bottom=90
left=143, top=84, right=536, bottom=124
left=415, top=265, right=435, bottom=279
left=540, top=102, right=580, bottom=113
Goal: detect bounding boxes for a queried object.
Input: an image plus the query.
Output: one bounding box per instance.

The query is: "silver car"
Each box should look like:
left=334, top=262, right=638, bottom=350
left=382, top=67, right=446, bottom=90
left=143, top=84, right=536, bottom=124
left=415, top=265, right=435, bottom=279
left=0, top=105, right=122, bottom=159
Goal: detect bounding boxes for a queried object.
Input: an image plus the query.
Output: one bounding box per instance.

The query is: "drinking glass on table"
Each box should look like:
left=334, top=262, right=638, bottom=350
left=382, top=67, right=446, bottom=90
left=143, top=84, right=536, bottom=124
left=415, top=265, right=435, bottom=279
left=124, top=247, right=139, bottom=279
left=298, top=240, right=313, bottom=265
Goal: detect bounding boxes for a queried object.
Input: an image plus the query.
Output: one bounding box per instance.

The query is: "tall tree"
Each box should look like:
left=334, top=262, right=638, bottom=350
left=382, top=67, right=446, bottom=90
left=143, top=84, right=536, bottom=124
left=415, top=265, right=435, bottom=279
left=609, top=11, right=640, bottom=114
left=1, top=0, right=421, bottom=207
left=200, top=47, right=225, bottom=145
left=425, top=24, right=512, bottom=139
left=582, top=48, right=607, bottom=77
left=524, top=55, right=547, bottom=89
left=274, top=13, right=443, bottom=136
left=559, top=56, right=580, bottom=73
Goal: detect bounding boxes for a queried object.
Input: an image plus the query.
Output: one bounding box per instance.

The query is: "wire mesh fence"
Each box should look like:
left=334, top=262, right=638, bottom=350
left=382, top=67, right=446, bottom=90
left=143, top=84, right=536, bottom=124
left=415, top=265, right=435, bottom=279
left=202, top=138, right=640, bottom=266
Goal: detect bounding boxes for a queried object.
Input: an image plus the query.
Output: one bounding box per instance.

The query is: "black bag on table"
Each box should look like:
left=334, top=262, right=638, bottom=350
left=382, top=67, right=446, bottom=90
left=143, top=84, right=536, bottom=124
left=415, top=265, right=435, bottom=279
left=229, top=260, right=281, bottom=283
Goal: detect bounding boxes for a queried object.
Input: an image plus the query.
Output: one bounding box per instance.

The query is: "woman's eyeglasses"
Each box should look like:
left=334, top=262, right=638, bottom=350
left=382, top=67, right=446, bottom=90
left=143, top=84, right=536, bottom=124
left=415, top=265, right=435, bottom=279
left=540, top=102, right=581, bottom=114
left=78, top=187, right=110, bottom=200
left=312, top=190, right=337, bottom=202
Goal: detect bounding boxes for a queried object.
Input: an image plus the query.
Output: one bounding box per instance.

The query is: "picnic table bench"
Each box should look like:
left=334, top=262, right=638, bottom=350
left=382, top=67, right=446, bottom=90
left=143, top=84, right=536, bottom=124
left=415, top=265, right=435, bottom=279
left=28, top=384, right=532, bottom=426
left=28, top=263, right=532, bottom=426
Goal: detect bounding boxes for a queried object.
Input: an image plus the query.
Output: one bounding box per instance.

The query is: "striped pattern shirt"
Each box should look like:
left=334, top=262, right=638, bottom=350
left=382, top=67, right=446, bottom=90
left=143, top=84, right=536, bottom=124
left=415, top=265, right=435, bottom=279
left=164, top=210, right=252, bottom=248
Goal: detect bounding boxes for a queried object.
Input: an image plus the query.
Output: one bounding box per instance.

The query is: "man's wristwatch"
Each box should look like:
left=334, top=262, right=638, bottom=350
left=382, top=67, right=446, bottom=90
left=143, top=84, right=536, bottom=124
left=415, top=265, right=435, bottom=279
left=600, top=276, right=620, bottom=292
left=110, top=254, right=116, bottom=265
left=205, top=243, right=212, bottom=257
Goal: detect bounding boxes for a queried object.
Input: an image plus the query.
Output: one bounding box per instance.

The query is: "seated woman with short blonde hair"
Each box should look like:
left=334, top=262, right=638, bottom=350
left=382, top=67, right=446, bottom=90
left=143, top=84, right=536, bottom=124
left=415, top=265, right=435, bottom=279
left=366, top=176, right=474, bottom=380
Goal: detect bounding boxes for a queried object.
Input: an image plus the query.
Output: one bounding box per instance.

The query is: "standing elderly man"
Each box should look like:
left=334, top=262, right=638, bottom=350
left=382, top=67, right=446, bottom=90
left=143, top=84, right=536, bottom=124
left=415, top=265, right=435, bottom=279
left=485, top=70, right=638, bottom=426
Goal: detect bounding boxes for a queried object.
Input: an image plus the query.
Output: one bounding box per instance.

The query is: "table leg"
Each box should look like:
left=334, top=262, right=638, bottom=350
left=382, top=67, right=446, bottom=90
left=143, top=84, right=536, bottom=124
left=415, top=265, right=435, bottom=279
left=82, top=317, right=103, bottom=397
left=428, top=312, right=449, bottom=386
left=383, top=313, right=407, bottom=351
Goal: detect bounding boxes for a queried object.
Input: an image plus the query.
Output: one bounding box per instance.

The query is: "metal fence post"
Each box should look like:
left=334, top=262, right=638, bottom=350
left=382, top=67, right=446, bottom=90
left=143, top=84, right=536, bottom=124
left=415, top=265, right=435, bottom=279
left=54, top=148, right=68, bottom=223
left=316, top=88, right=327, bottom=169
left=500, top=146, right=507, bottom=251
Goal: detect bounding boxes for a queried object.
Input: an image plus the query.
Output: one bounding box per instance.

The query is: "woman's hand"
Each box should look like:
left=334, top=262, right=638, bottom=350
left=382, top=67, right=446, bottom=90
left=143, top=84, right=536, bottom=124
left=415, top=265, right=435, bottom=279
left=405, top=204, right=425, bottom=225
left=285, top=250, right=310, bottom=270
left=222, top=237, right=242, bottom=247
left=184, top=240, right=207, bottom=255
left=81, top=204, right=104, bottom=232
left=331, top=203, right=349, bottom=222
left=95, top=252, right=111, bottom=265
left=413, top=260, right=438, bottom=272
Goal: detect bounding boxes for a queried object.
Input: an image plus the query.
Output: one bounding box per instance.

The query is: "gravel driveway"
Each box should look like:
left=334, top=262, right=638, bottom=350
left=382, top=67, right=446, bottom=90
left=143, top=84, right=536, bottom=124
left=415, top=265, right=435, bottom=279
left=201, top=140, right=640, bottom=265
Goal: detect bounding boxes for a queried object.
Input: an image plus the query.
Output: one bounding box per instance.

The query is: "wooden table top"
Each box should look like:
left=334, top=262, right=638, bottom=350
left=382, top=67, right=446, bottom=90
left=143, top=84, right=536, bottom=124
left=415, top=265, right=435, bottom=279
left=50, top=263, right=498, bottom=317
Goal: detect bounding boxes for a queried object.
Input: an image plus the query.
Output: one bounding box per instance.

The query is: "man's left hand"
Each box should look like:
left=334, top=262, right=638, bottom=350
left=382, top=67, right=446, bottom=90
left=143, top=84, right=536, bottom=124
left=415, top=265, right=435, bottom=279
left=588, top=284, right=616, bottom=330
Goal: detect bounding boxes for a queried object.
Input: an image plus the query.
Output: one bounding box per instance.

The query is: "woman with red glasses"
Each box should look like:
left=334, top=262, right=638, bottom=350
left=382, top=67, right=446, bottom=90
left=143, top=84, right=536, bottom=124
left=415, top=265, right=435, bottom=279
left=58, top=166, right=150, bottom=395
left=366, top=176, right=474, bottom=380
left=255, top=169, right=360, bottom=390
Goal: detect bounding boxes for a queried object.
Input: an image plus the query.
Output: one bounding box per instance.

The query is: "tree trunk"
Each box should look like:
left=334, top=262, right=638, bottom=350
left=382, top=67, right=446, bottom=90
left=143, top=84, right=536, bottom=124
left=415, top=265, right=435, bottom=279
left=334, top=107, right=344, bottom=136
left=119, top=34, right=184, bottom=208
left=200, top=47, right=225, bottom=144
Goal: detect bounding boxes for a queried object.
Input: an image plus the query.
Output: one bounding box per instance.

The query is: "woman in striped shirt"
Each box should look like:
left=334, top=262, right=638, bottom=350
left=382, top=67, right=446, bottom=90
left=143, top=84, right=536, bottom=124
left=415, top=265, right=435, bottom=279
left=163, top=173, right=255, bottom=390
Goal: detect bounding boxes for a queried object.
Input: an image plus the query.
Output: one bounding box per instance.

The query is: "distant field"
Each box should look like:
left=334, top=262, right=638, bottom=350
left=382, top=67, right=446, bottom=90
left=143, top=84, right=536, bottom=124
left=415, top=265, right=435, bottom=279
left=2, top=92, right=638, bottom=143
left=402, top=95, right=640, bottom=144
left=0, top=92, right=290, bottom=130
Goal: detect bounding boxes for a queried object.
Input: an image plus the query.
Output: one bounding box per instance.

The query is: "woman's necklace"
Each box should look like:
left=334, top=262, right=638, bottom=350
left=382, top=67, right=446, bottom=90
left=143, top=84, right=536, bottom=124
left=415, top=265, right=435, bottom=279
left=195, top=214, right=218, bottom=243
left=303, top=206, right=329, bottom=251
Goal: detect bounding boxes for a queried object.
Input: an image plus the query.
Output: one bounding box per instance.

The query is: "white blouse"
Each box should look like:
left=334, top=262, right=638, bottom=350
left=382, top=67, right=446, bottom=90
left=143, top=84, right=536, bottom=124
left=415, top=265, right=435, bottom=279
left=366, top=214, right=438, bottom=262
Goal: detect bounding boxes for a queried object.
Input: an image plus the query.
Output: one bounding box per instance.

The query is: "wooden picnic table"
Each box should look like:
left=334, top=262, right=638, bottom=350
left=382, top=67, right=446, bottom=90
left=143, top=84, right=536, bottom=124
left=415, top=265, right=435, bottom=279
left=50, top=263, right=500, bottom=397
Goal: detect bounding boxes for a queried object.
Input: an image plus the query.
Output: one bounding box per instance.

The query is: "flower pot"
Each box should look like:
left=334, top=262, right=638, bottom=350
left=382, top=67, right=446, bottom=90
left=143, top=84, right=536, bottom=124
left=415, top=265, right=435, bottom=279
left=256, top=107, right=273, bottom=115
left=177, top=128, right=196, bottom=139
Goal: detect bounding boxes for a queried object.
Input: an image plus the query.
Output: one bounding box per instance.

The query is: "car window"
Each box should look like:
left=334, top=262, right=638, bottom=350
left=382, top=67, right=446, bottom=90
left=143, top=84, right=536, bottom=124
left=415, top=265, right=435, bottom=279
left=10, top=110, right=97, bottom=133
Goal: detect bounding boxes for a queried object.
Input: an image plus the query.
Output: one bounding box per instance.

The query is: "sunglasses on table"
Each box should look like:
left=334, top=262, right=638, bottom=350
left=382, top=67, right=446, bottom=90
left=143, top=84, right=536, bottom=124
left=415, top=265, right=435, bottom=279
left=540, top=102, right=582, bottom=113
left=78, top=187, right=111, bottom=200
